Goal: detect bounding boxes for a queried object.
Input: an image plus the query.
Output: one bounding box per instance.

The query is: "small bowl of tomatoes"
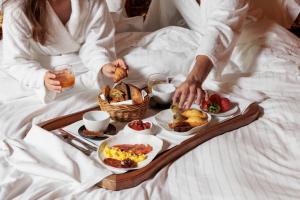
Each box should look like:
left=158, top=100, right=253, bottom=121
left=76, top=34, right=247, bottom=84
left=124, top=120, right=153, bottom=135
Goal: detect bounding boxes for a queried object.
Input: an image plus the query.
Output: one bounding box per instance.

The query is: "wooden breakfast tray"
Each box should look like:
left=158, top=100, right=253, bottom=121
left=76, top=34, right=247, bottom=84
left=38, top=103, right=261, bottom=191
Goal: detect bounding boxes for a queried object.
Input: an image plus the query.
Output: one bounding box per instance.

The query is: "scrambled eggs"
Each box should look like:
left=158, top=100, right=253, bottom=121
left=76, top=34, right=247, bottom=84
left=103, top=145, right=147, bottom=163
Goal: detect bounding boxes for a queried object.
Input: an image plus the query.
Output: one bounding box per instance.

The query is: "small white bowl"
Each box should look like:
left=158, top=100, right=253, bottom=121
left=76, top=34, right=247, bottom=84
left=152, top=83, right=176, bottom=104
left=123, top=120, right=153, bottom=135
left=83, top=111, right=110, bottom=132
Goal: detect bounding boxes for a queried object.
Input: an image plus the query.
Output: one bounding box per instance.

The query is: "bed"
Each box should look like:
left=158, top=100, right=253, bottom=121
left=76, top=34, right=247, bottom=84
left=0, top=3, right=300, bottom=200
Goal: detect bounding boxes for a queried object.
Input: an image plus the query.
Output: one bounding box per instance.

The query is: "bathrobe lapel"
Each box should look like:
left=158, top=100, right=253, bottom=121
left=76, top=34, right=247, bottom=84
left=66, top=0, right=89, bottom=40
left=37, top=0, right=85, bottom=55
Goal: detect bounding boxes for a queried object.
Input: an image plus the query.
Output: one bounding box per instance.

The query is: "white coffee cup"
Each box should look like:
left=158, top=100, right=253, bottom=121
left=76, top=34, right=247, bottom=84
left=83, top=111, right=110, bottom=132
left=152, top=83, right=176, bottom=104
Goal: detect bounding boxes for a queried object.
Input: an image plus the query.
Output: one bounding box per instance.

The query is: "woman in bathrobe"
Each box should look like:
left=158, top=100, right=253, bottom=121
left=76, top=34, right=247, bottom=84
left=143, top=0, right=300, bottom=109
left=1, top=0, right=127, bottom=103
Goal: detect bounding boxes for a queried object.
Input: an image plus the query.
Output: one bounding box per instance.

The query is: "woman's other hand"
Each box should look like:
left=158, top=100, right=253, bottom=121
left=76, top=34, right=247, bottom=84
left=101, top=58, right=128, bottom=79
left=44, top=71, right=62, bottom=93
left=172, top=55, right=213, bottom=109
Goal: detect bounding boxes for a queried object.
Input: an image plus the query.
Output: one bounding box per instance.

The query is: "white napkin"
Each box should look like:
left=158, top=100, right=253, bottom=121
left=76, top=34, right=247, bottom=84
left=1, top=125, right=112, bottom=192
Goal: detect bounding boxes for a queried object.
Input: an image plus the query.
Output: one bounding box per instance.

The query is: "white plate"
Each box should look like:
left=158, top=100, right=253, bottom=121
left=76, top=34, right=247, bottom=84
left=202, top=103, right=239, bottom=117
left=97, top=133, right=163, bottom=174
left=154, top=105, right=211, bottom=136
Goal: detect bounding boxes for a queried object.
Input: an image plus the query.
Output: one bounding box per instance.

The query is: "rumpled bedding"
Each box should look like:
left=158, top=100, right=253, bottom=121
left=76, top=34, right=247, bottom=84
left=0, top=18, right=300, bottom=199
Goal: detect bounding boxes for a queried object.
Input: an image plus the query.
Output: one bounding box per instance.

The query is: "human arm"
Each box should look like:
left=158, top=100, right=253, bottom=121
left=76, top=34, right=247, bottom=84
left=78, top=0, right=127, bottom=83
left=173, top=0, right=250, bottom=108
left=173, top=55, right=212, bottom=109
left=1, top=6, right=59, bottom=102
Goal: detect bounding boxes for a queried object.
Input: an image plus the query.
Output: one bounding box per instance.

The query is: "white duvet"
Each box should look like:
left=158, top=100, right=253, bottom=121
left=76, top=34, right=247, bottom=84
left=0, top=18, right=300, bottom=200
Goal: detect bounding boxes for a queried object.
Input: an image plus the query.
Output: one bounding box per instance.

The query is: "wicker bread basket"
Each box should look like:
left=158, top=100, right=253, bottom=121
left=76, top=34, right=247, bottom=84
left=97, top=95, right=150, bottom=122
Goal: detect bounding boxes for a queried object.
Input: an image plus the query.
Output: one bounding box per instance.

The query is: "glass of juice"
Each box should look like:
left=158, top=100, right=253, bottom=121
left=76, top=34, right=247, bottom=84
left=53, top=65, right=75, bottom=90
left=147, top=73, right=169, bottom=94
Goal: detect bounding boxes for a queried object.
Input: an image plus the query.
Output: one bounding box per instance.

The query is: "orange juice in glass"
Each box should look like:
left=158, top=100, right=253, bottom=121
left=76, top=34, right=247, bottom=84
left=53, top=65, right=75, bottom=90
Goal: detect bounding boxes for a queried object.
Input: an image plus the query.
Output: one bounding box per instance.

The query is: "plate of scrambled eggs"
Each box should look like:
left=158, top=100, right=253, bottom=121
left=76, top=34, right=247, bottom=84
left=98, top=133, right=163, bottom=173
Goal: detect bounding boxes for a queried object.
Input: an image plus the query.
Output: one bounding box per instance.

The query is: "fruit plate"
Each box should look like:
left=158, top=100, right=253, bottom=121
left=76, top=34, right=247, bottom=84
left=154, top=105, right=212, bottom=136
left=202, top=103, right=239, bottom=117
left=97, top=133, right=163, bottom=174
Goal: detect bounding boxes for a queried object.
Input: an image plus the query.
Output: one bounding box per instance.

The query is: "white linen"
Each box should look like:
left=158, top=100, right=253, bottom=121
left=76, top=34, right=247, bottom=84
left=1, top=125, right=112, bottom=193
left=0, top=17, right=300, bottom=200
left=1, top=0, right=115, bottom=103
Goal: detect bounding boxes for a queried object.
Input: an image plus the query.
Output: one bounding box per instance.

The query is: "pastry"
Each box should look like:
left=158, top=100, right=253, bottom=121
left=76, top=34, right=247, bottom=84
left=173, top=113, right=187, bottom=123
left=110, top=88, right=125, bottom=102
left=170, top=104, right=180, bottom=114
left=113, top=67, right=127, bottom=83
left=114, top=82, right=130, bottom=100
left=129, top=84, right=143, bottom=104
left=169, top=105, right=209, bottom=132
left=184, top=116, right=208, bottom=127
left=168, top=121, right=193, bottom=132
left=101, top=85, right=110, bottom=100
left=181, top=109, right=207, bottom=119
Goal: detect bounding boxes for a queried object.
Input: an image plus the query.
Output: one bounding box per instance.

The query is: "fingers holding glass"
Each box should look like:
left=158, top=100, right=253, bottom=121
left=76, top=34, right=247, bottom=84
left=44, top=71, right=62, bottom=93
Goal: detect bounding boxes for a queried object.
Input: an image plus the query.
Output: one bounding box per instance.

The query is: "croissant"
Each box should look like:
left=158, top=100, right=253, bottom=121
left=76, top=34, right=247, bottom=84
left=113, top=67, right=127, bottom=83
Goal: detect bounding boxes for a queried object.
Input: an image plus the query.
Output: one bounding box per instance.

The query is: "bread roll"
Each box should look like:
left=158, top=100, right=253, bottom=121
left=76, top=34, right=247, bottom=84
left=129, top=84, right=143, bottom=104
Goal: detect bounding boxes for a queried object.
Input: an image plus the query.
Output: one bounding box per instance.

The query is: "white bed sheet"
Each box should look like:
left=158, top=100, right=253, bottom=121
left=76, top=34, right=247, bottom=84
left=0, top=18, right=300, bottom=199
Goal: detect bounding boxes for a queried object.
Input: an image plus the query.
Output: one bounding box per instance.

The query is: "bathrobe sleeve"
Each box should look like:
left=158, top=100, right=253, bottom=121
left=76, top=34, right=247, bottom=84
left=1, top=6, right=55, bottom=103
left=78, top=0, right=116, bottom=77
left=196, top=0, right=249, bottom=70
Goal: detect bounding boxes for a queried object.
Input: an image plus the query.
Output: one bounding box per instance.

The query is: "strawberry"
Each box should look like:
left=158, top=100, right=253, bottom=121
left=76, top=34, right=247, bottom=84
left=220, top=98, right=231, bottom=112
left=209, top=94, right=221, bottom=105
left=201, top=99, right=209, bottom=111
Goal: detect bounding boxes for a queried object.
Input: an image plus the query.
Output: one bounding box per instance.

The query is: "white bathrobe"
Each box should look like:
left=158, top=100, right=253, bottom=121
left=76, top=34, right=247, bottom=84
left=1, top=0, right=116, bottom=103
left=143, top=0, right=300, bottom=74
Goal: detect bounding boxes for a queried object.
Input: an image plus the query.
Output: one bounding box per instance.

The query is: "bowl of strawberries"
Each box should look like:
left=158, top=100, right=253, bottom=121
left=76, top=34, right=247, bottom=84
left=201, top=92, right=239, bottom=117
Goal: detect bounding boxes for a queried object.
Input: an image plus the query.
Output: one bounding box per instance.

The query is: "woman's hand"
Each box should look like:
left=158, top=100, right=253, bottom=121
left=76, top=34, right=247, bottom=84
left=172, top=55, right=213, bottom=109
left=44, top=71, right=62, bottom=93
left=101, top=58, right=128, bottom=79
left=173, top=78, right=204, bottom=109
